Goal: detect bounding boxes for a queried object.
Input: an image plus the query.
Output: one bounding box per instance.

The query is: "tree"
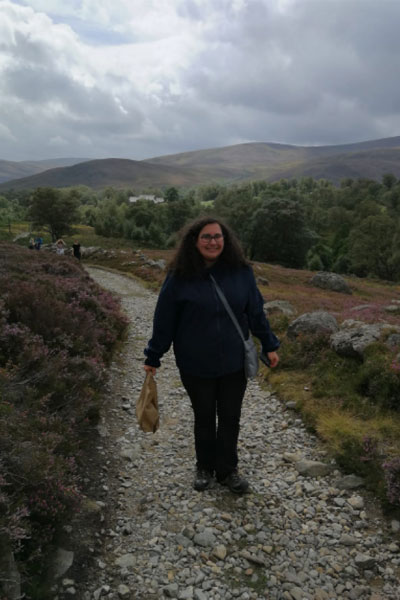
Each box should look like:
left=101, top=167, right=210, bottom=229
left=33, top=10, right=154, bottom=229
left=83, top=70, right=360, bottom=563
left=382, top=173, right=397, bottom=190
left=0, top=196, right=25, bottom=233
left=28, top=188, right=80, bottom=241
left=164, top=187, right=180, bottom=202
left=248, top=198, right=315, bottom=268
left=166, top=198, right=196, bottom=234
left=348, top=214, right=399, bottom=280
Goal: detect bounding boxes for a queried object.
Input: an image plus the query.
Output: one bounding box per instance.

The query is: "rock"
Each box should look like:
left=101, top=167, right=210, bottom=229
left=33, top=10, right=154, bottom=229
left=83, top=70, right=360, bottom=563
left=264, top=300, right=296, bottom=316
left=340, top=535, right=358, bottom=546
left=120, top=448, right=140, bottom=461
left=53, top=548, right=74, bottom=579
left=164, top=583, right=179, bottom=598
left=287, top=311, right=339, bottom=339
left=350, top=304, right=376, bottom=312
left=336, top=475, right=364, bottom=490
left=146, top=259, right=166, bottom=270
left=310, top=272, right=352, bottom=294
left=283, top=452, right=303, bottom=463
left=256, top=276, right=269, bottom=286
left=295, top=459, right=333, bottom=477
left=348, top=495, right=364, bottom=509
left=178, top=586, right=194, bottom=599
left=115, top=554, right=136, bottom=569
left=384, top=305, right=400, bottom=313
left=80, top=246, right=105, bottom=258
left=290, top=587, right=305, bottom=600
left=386, top=333, right=400, bottom=349
left=330, top=323, right=385, bottom=358
left=286, top=401, right=297, bottom=410
left=355, top=554, right=376, bottom=569
left=118, top=584, right=130, bottom=597
left=391, top=520, right=400, bottom=533
left=193, top=529, right=216, bottom=547
left=212, top=544, right=227, bottom=560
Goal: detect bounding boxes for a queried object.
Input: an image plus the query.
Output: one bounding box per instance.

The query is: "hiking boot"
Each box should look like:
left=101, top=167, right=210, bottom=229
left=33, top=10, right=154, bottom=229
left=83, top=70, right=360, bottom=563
left=219, top=471, right=249, bottom=494
left=193, top=469, right=213, bottom=491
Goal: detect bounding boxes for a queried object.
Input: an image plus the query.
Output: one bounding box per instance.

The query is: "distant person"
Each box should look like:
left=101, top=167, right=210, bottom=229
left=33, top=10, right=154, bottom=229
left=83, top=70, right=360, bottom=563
left=144, top=217, right=279, bottom=494
left=34, top=236, right=43, bottom=250
left=28, top=237, right=35, bottom=250
left=72, top=241, right=81, bottom=260
left=55, top=238, right=66, bottom=255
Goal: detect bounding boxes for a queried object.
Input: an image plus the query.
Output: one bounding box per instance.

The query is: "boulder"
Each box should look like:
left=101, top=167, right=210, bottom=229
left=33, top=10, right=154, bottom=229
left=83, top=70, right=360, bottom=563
left=256, top=276, right=269, bottom=286
left=330, top=322, right=386, bottom=358
left=384, top=304, right=400, bottom=314
left=310, top=272, right=352, bottom=295
left=81, top=246, right=106, bottom=258
left=386, top=333, right=400, bottom=350
left=264, top=300, right=296, bottom=316
left=146, top=258, right=166, bottom=270
left=287, top=311, right=339, bottom=340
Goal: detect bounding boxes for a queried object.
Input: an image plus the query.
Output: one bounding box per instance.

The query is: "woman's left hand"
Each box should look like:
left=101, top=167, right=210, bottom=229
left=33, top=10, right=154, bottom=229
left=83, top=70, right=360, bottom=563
left=267, top=351, right=279, bottom=368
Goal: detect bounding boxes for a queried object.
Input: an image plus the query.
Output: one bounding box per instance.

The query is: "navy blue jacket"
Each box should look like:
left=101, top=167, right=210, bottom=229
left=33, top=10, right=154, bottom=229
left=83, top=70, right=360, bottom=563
left=144, top=262, right=280, bottom=378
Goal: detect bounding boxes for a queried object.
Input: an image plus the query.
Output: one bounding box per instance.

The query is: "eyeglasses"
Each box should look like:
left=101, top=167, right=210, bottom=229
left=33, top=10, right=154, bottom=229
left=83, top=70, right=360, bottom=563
left=199, top=233, right=224, bottom=243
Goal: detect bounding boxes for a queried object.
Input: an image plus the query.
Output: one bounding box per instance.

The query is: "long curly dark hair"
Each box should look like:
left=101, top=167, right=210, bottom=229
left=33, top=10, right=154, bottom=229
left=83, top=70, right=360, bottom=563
left=169, top=216, right=248, bottom=278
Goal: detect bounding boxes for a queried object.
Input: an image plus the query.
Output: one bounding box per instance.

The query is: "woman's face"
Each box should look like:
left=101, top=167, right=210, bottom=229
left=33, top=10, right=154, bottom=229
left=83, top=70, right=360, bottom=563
left=196, top=222, right=224, bottom=265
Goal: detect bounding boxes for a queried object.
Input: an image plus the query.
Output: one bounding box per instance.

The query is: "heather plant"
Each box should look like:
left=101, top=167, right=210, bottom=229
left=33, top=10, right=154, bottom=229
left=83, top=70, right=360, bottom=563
left=357, top=344, right=400, bottom=411
left=0, top=242, right=127, bottom=596
left=383, top=457, right=400, bottom=506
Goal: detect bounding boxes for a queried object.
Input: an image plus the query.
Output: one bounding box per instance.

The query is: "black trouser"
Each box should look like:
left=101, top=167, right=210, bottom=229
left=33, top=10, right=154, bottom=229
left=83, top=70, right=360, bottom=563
left=180, top=369, right=247, bottom=480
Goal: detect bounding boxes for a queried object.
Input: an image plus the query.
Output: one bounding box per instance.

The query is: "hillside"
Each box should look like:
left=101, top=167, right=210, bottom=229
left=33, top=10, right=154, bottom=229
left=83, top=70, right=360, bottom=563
left=0, top=157, right=89, bottom=184
left=268, top=147, right=400, bottom=184
left=0, top=158, right=209, bottom=191
left=146, top=137, right=400, bottom=184
left=1, top=136, right=400, bottom=190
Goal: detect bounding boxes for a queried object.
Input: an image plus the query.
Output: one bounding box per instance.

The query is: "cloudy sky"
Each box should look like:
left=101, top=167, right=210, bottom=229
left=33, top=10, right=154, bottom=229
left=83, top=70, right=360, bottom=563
left=1, top=0, right=400, bottom=161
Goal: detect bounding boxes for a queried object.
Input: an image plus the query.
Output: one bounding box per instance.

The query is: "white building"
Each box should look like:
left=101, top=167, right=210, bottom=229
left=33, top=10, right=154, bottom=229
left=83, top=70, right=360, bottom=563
left=129, top=194, right=164, bottom=204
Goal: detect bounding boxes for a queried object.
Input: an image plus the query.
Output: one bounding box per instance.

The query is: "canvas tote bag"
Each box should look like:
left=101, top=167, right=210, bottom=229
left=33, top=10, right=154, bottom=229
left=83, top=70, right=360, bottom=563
left=210, top=275, right=259, bottom=378
left=136, top=372, right=159, bottom=433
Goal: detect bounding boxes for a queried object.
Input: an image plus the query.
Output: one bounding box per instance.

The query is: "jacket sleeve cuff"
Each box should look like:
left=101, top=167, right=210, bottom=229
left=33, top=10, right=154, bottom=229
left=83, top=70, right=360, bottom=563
left=262, top=338, right=280, bottom=354
left=144, top=348, right=161, bottom=368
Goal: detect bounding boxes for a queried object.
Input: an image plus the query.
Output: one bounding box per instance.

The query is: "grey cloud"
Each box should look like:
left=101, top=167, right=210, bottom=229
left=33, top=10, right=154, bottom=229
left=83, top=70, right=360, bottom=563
left=177, top=0, right=400, bottom=146
left=2, top=0, right=400, bottom=160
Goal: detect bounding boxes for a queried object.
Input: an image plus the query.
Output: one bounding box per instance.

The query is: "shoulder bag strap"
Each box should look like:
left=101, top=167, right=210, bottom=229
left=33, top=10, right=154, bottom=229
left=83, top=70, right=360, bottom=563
left=209, top=274, right=245, bottom=343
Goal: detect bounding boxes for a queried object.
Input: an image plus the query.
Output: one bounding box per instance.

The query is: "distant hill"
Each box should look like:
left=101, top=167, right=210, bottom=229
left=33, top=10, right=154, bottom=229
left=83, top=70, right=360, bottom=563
left=1, top=136, right=400, bottom=190
left=145, top=137, right=400, bottom=185
left=0, top=158, right=209, bottom=191
left=0, top=158, right=89, bottom=184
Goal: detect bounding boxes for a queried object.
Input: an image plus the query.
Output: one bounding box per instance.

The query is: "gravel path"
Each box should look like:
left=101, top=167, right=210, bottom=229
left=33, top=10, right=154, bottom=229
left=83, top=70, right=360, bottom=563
left=60, top=267, right=400, bottom=600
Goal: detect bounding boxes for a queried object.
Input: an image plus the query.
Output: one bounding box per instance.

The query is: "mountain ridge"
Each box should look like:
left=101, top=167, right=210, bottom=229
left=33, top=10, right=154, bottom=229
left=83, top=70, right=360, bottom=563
left=1, top=136, right=400, bottom=190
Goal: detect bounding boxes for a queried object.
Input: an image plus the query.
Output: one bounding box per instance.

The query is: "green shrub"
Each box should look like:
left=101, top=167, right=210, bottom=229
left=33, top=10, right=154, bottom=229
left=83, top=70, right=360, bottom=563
left=357, top=344, right=400, bottom=411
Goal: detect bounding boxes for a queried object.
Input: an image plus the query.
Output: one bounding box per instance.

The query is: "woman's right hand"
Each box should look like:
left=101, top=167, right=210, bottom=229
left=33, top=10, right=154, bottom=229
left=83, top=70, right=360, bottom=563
left=144, top=365, right=157, bottom=376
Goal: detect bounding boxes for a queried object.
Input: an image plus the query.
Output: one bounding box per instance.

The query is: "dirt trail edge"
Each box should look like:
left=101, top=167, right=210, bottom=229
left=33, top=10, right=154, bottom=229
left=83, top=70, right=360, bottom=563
left=54, top=266, right=400, bottom=600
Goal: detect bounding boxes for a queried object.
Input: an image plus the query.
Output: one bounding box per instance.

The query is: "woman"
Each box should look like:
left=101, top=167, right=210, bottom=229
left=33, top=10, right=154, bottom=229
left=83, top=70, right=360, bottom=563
left=55, top=238, right=66, bottom=255
left=72, top=241, right=81, bottom=260
left=144, top=217, right=279, bottom=494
